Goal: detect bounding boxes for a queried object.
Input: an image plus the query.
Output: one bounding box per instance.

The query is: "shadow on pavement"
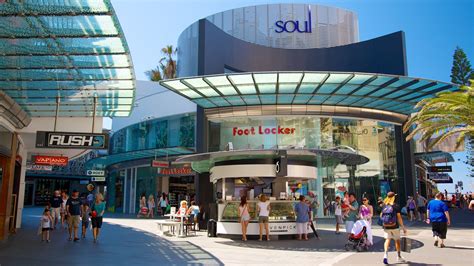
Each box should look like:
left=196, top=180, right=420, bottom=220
left=216, top=229, right=424, bottom=253
left=0, top=208, right=223, bottom=266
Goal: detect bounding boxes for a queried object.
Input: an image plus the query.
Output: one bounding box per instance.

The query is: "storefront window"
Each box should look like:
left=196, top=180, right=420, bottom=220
left=208, top=116, right=399, bottom=216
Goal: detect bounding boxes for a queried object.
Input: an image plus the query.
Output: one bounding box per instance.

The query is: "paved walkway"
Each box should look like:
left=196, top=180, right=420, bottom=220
left=0, top=208, right=473, bottom=265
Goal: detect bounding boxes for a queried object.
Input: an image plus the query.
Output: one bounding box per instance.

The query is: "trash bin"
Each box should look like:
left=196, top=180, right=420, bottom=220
left=207, top=219, right=217, bottom=237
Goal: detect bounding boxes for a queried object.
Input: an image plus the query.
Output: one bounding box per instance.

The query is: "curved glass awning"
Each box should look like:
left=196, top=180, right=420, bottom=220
left=0, top=0, right=135, bottom=117
left=160, top=71, right=459, bottom=116
left=176, top=148, right=369, bottom=174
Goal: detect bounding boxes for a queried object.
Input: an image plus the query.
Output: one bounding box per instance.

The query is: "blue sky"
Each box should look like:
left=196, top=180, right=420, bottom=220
left=110, top=0, right=473, bottom=193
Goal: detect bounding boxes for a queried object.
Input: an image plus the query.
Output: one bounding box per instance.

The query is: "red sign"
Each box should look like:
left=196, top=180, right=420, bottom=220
left=151, top=160, right=169, bottom=168
left=232, top=126, right=295, bottom=136
left=159, top=167, right=193, bottom=175
left=34, top=155, right=68, bottom=166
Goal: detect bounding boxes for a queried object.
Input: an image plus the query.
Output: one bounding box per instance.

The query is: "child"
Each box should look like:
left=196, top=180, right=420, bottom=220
left=81, top=202, right=91, bottom=239
left=341, top=192, right=350, bottom=219
left=41, top=208, right=53, bottom=242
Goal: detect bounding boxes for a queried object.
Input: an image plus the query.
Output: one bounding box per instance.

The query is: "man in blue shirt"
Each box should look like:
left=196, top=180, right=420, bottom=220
left=427, top=192, right=451, bottom=248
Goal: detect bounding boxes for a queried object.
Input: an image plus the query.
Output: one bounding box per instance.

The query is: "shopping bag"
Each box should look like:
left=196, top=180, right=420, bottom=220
left=37, top=224, right=42, bottom=236
left=401, top=237, right=412, bottom=253
left=165, top=204, right=171, bottom=213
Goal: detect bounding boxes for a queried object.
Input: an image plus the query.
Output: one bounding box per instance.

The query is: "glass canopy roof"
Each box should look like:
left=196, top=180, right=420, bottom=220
left=161, top=72, right=459, bottom=115
left=0, top=0, right=135, bottom=117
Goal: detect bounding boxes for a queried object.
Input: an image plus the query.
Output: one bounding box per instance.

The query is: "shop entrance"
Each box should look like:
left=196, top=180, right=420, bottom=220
left=24, top=182, right=34, bottom=206
left=168, top=175, right=195, bottom=207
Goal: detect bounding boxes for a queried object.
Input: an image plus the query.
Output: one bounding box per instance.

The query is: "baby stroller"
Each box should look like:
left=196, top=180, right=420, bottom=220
left=345, top=220, right=370, bottom=252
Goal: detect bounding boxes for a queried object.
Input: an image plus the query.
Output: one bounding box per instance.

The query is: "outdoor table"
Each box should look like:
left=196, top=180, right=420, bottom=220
left=164, top=213, right=189, bottom=237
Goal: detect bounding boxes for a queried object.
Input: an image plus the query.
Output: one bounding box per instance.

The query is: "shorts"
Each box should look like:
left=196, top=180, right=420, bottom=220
left=432, top=222, right=448, bottom=239
left=335, top=215, right=343, bottom=224
left=345, top=221, right=355, bottom=233
left=418, top=206, right=426, bottom=213
left=91, top=216, right=103, bottom=229
left=241, top=214, right=250, bottom=222
left=67, top=215, right=80, bottom=228
left=384, top=228, right=401, bottom=240
left=51, top=207, right=61, bottom=220
left=258, top=216, right=269, bottom=223
left=82, top=219, right=89, bottom=228
left=42, top=228, right=52, bottom=232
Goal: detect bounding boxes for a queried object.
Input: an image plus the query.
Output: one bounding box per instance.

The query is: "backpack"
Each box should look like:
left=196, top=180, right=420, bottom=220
left=381, top=204, right=397, bottom=227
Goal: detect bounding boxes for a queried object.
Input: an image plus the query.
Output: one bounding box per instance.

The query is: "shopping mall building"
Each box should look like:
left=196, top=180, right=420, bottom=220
left=87, top=4, right=457, bottom=230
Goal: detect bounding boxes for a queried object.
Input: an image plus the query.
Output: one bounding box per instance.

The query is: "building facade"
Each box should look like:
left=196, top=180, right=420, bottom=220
left=92, top=4, right=457, bottom=218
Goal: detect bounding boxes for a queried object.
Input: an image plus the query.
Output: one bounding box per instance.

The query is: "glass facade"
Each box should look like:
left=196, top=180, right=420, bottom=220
left=110, top=113, right=196, bottom=154
left=208, top=116, right=398, bottom=216
left=105, top=113, right=196, bottom=213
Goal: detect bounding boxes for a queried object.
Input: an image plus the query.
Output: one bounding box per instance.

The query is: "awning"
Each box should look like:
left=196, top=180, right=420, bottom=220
left=176, top=148, right=369, bottom=173
left=0, top=0, right=135, bottom=117
left=415, top=151, right=454, bottom=164
left=160, top=71, right=459, bottom=116
left=85, top=147, right=195, bottom=169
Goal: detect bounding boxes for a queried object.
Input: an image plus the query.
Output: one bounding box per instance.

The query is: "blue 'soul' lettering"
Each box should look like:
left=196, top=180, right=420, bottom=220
left=275, top=9, right=312, bottom=33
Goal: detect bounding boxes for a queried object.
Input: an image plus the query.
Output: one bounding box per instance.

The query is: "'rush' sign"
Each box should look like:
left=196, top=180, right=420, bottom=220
left=275, top=9, right=312, bottom=33
left=36, top=131, right=108, bottom=149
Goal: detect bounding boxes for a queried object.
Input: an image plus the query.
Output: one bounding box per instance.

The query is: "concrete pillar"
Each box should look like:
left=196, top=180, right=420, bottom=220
left=0, top=133, right=18, bottom=240
left=15, top=148, right=27, bottom=229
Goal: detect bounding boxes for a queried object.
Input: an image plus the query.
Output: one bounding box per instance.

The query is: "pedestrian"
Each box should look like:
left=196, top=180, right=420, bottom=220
left=238, top=196, right=250, bottom=241
left=294, top=195, right=310, bottom=240
left=444, top=189, right=448, bottom=199
left=60, top=191, right=69, bottom=229
left=307, top=199, right=320, bottom=239
left=427, top=192, right=451, bottom=248
left=147, top=195, right=155, bottom=218
left=334, top=195, right=343, bottom=234
left=343, top=192, right=359, bottom=236
left=49, top=190, right=62, bottom=229
left=40, top=208, right=53, bottom=242
left=159, top=192, right=169, bottom=216
left=187, top=200, right=200, bottom=229
left=257, top=194, right=271, bottom=241
left=360, top=197, right=374, bottom=246
left=406, top=196, right=416, bottom=222
left=81, top=202, right=90, bottom=239
left=137, top=193, right=147, bottom=218
left=66, top=190, right=82, bottom=242
left=91, top=192, right=106, bottom=243
left=381, top=192, right=407, bottom=264
left=415, top=192, right=427, bottom=221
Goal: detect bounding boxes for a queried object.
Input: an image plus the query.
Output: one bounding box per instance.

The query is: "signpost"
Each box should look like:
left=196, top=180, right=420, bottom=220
left=34, top=155, right=68, bottom=166
left=86, top=170, right=105, bottom=176
left=35, top=131, right=108, bottom=149
left=151, top=160, right=169, bottom=168
left=26, top=164, right=53, bottom=171
left=427, top=166, right=452, bottom=172
left=427, top=173, right=452, bottom=183
left=91, top=176, right=106, bottom=182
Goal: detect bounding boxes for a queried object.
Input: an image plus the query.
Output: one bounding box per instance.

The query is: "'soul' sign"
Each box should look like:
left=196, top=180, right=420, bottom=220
left=275, top=8, right=312, bottom=33
left=233, top=126, right=296, bottom=136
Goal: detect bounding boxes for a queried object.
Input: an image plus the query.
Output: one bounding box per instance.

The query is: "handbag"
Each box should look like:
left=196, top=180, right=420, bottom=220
left=401, top=237, right=412, bottom=253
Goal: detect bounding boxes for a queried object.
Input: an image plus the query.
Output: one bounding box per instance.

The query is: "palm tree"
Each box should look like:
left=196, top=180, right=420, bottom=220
left=403, top=83, right=474, bottom=151
left=145, top=45, right=177, bottom=81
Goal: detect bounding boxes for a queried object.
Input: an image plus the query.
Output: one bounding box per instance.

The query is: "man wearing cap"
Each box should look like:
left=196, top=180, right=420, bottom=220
left=381, top=192, right=407, bottom=264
